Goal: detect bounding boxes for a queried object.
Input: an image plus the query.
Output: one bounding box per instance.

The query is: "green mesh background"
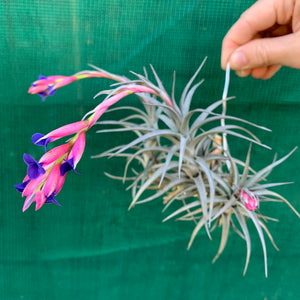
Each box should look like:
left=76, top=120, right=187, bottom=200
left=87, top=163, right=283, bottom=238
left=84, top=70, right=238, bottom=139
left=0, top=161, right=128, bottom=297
left=1, top=1, right=300, bottom=299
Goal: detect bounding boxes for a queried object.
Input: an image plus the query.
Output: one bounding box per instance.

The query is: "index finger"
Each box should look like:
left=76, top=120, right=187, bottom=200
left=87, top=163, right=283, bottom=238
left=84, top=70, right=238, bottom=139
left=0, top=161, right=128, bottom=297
left=221, top=0, right=277, bottom=69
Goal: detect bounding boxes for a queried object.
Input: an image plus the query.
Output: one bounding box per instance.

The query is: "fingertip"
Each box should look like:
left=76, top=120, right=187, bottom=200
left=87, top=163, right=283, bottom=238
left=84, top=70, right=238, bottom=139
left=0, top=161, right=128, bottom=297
left=249, top=65, right=282, bottom=80
left=260, top=65, right=281, bottom=80
left=221, top=62, right=226, bottom=71
left=235, top=69, right=251, bottom=77
left=251, top=66, right=268, bottom=79
left=221, top=38, right=240, bottom=70
left=229, top=51, right=248, bottom=70
left=220, top=50, right=228, bottom=70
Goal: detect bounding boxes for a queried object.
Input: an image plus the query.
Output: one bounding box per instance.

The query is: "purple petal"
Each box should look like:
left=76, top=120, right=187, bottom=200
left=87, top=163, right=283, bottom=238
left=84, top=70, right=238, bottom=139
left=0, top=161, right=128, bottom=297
left=32, top=133, right=45, bottom=144
left=45, top=193, right=61, bottom=206
left=60, top=158, right=74, bottom=176
left=32, top=133, right=52, bottom=152
left=23, top=194, right=36, bottom=212
left=14, top=180, right=30, bottom=193
left=37, top=163, right=45, bottom=174
left=23, top=153, right=36, bottom=165
left=60, top=158, right=81, bottom=176
left=48, top=86, right=56, bottom=96
left=37, top=91, right=47, bottom=101
left=27, top=163, right=45, bottom=179
left=23, top=154, right=46, bottom=179
left=38, top=75, right=47, bottom=80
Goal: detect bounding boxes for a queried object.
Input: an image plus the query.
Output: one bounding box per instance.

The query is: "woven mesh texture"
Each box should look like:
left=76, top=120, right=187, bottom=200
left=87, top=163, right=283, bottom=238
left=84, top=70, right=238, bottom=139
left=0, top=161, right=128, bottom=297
left=1, top=1, right=299, bottom=299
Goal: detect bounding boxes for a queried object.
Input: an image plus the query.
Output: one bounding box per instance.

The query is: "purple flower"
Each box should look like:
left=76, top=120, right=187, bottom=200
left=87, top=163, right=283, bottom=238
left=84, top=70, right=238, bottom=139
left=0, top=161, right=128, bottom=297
left=28, top=71, right=128, bottom=102
left=23, top=154, right=45, bottom=179
left=34, top=120, right=89, bottom=145
left=60, top=158, right=80, bottom=176
left=17, top=129, right=87, bottom=211
left=19, top=162, right=66, bottom=211
left=45, top=193, right=61, bottom=206
left=14, top=179, right=30, bottom=193
left=28, top=75, right=69, bottom=101
left=60, top=131, right=86, bottom=175
left=32, top=133, right=52, bottom=151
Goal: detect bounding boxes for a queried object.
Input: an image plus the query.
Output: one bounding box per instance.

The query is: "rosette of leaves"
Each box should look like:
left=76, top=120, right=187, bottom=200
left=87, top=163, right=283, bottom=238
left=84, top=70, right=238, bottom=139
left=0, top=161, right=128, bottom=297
left=93, top=58, right=299, bottom=276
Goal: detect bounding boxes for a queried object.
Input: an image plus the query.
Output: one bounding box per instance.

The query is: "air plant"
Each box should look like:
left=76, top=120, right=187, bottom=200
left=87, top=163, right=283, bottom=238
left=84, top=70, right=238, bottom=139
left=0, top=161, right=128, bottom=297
left=15, top=58, right=299, bottom=277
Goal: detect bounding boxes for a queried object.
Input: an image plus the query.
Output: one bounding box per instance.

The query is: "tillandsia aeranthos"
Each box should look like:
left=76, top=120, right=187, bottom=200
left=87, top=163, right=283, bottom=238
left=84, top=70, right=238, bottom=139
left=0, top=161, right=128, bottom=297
left=15, top=58, right=299, bottom=277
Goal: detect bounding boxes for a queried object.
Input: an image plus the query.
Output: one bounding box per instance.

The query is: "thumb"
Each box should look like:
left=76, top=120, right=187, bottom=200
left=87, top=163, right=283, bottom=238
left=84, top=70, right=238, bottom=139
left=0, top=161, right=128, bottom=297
left=229, top=32, right=300, bottom=70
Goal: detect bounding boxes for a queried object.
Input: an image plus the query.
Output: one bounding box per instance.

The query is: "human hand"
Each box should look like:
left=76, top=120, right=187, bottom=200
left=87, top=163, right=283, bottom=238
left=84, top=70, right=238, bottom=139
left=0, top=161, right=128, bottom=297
left=221, top=0, right=300, bottom=79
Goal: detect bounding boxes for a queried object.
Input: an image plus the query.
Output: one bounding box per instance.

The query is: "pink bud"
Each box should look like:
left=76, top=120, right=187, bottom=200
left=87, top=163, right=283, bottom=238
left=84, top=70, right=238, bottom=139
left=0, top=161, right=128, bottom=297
left=28, top=76, right=67, bottom=94
left=23, top=193, right=36, bottom=212
left=43, top=164, right=62, bottom=197
left=69, top=131, right=86, bottom=168
left=35, top=190, right=46, bottom=211
left=39, top=143, right=71, bottom=165
left=42, top=120, right=89, bottom=142
left=51, top=75, right=77, bottom=90
left=28, top=84, right=50, bottom=94
left=120, top=85, right=157, bottom=94
left=55, top=174, right=67, bottom=195
left=22, top=173, right=47, bottom=197
left=119, top=85, right=173, bottom=108
left=88, top=91, right=131, bottom=128
left=240, top=189, right=259, bottom=211
left=35, top=75, right=66, bottom=85
left=74, top=70, right=128, bottom=82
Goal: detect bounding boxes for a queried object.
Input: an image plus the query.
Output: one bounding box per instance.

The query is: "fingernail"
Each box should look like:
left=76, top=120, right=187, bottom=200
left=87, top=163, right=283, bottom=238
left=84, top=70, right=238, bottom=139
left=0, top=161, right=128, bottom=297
left=229, top=51, right=248, bottom=69
left=236, top=69, right=249, bottom=77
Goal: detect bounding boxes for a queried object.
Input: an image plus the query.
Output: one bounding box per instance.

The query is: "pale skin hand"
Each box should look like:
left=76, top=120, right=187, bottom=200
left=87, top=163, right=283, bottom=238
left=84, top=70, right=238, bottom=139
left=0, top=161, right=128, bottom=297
left=221, top=0, right=300, bottom=79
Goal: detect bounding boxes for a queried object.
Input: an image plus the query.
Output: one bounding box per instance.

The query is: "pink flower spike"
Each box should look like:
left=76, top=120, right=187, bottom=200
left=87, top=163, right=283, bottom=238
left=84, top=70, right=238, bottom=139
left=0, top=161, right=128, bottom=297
left=69, top=131, right=86, bottom=168
left=240, top=189, right=259, bottom=211
left=31, top=75, right=67, bottom=86
left=35, top=190, right=46, bottom=211
left=120, top=85, right=158, bottom=95
left=120, top=84, right=173, bottom=107
left=75, top=70, right=128, bottom=82
left=23, top=193, right=36, bottom=212
left=60, top=131, right=86, bottom=175
left=28, top=75, right=67, bottom=94
left=22, top=190, right=47, bottom=212
left=22, top=173, right=47, bottom=197
left=28, top=84, right=50, bottom=94
left=29, top=75, right=77, bottom=101
left=43, top=164, right=62, bottom=197
left=53, top=173, right=66, bottom=195
left=52, top=70, right=126, bottom=91
left=51, top=75, right=77, bottom=90
left=40, top=120, right=89, bottom=143
left=39, top=143, right=71, bottom=165
left=88, top=91, right=131, bottom=128
left=55, top=174, right=67, bottom=195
